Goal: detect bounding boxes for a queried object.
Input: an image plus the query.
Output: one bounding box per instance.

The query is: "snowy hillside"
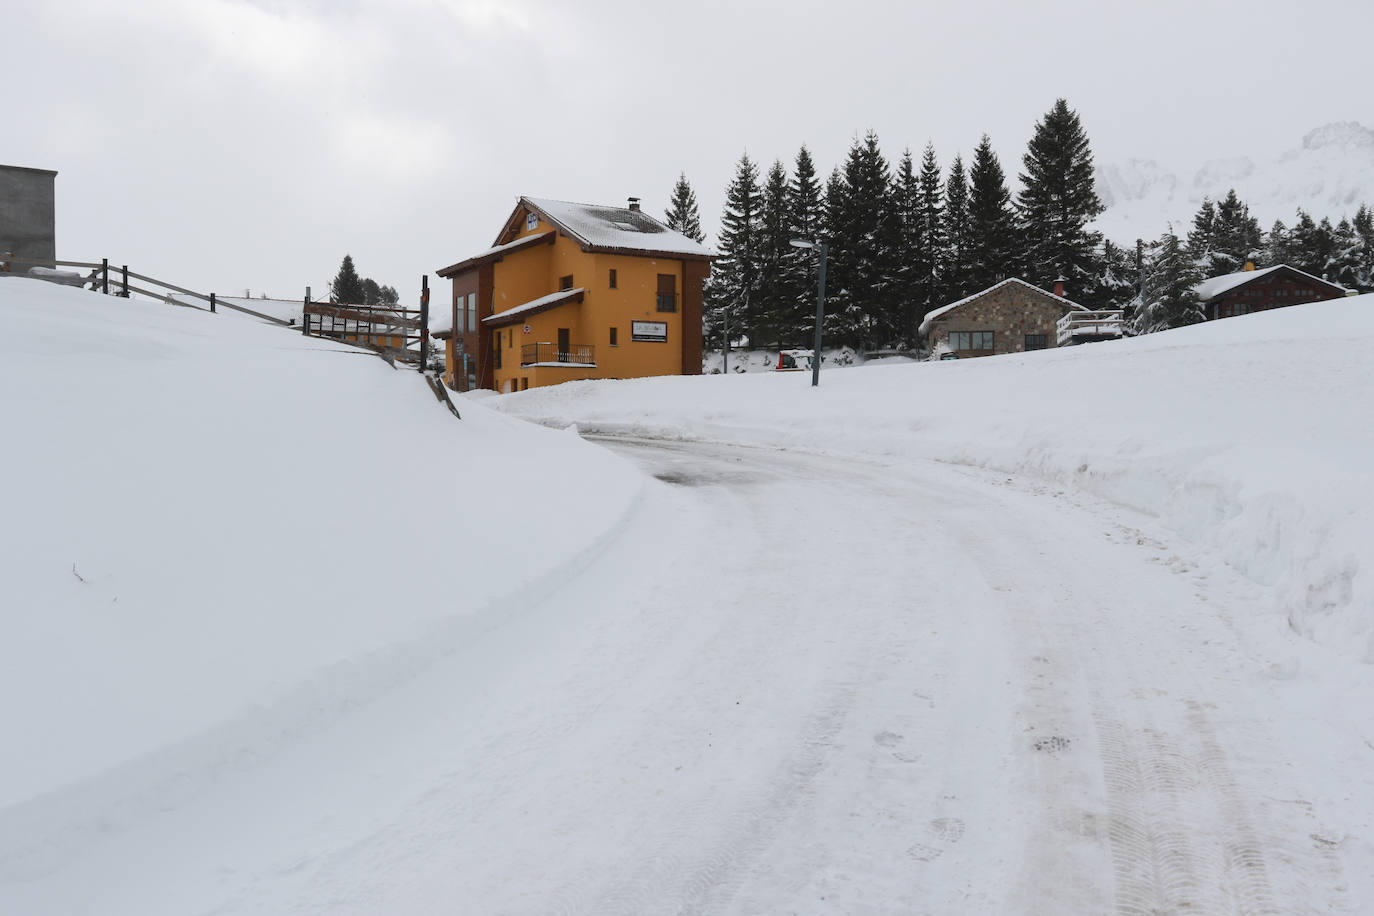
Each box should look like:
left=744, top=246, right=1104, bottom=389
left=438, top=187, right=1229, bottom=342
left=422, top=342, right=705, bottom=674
left=501, top=300, right=1374, bottom=661
left=0, top=279, right=638, bottom=863
left=1095, top=121, right=1374, bottom=241
left=4, top=276, right=1373, bottom=912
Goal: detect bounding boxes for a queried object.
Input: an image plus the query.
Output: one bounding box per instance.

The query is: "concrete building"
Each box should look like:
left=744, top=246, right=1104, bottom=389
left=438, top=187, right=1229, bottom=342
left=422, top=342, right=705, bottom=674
left=0, top=164, right=57, bottom=272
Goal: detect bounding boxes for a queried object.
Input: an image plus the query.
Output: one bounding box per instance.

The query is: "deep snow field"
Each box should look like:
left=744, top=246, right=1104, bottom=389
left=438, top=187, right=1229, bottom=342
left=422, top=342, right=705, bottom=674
left=503, top=300, right=1374, bottom=662
left=2, top=277, right=1372, bottom=913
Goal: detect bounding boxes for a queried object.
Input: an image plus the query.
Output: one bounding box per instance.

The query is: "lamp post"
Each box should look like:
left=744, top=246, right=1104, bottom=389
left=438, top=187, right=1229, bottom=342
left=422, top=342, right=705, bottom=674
left=789, top=238, right=827, bottom=387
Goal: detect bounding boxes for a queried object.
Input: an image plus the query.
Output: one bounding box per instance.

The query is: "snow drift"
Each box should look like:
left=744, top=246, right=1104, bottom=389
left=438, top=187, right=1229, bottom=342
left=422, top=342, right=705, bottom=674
left=497, top=297, right=1374, bottom=661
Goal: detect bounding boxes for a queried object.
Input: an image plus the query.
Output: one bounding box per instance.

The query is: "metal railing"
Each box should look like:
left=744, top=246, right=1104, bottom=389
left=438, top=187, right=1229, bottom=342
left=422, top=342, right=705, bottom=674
left=1057, top=310, right=1124, bottom=346
left=520, top=342, right=595, bottom=366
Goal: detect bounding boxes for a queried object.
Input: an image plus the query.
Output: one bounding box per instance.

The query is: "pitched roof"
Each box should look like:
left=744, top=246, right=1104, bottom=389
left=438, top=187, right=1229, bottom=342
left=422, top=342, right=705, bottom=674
left=1193, top=264, right=1349, bottom=301
left=482, top=288, right=585, bottom=328
left=918, top=278, right=1086, bottom=336
left=518, top=197, right=715, bottom=260
left=436, top=231, right=554, bottom=278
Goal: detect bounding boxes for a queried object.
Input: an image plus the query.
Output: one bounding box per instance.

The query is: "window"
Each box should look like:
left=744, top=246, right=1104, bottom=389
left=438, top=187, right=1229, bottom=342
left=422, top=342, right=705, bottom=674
left=656, top=274, right=676, bottom=312
left=949, top=330, right=994, bottom=351
left=609, top=268, right=618, bottom=289
left=559, top=275, right=574, bottom=291
left=493, top=330, right=502, bottom=369
left=466, top=293, right=476, bottom=332
left=456, top=298, right=466, bottom=333
left=609, top=326, right=618, bottom=346
left=1024, top=334, right=1048, bottom=350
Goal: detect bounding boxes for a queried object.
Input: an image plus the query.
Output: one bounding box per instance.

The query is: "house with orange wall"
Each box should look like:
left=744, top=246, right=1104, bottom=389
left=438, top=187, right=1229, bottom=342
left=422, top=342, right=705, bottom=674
left=434, top=196, right=714, bottom=392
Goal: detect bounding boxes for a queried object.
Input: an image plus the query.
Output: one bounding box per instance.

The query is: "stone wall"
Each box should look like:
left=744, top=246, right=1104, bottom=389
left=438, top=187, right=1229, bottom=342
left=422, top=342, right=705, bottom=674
left=927, top=281, right=1076, bottom=357
left=0, top=165, right=58, bottom=272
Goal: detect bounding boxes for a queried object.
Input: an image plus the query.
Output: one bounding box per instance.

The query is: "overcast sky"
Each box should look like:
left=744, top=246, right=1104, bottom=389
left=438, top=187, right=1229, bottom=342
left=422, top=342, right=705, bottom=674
left=5, top=0, right=1371, bottom=302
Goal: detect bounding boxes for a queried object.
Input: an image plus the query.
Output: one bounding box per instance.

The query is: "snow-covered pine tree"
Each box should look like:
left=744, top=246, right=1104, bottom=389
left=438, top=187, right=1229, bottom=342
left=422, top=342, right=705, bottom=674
left=1135, top=230, right=1204, bottom=334
left=1288, top=210, right=1337, bottom=279
left=1352, top=205, right=1374, bottom=291
left=1328, top=217, right=1361, bottom=291
left=1187, top=198, right=1218, bottom=271
left=1263, top=219, right=1291, bottom=266
left=330, top=255, right=366, bottom=305
left=665, top=172, right=705, bottom=243
left=1097, top=239, right=1138, bottom=310
left=755, top=160, right=792, bottom=347
left=916, top=143, right=946, bottom=319
left=782, top=145, right=827, bottom=344
left=965, top=134, right=1020, bottom=293
left=1015, top=98, right=1104, bottom=294
left=1210, top=189, right=1263, bottom=274
left=943, top=154, right=971, bottom=300
left=704, top=153, right=763, bottom=346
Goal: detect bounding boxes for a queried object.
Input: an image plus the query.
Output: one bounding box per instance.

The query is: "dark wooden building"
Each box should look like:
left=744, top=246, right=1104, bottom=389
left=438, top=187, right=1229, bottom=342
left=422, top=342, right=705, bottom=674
left=1195, top=264, right=1349, bottom=321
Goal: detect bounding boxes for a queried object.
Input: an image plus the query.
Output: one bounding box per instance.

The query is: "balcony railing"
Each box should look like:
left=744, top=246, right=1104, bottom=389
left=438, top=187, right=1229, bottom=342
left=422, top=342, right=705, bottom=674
left=1056, top=310, right=1124, bottom=346
left=520, top=342, right=596, bottom=367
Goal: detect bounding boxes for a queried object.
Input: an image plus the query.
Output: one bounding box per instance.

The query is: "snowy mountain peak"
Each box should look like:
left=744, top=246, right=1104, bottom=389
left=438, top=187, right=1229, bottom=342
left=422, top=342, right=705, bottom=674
left=1300, top=121, right=1374, bottom=152
left=1095, top=122, right=1374, bottom=242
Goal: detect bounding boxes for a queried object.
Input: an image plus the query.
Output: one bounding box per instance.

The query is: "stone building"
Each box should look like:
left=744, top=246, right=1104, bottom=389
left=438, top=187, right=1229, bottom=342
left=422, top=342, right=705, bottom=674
left=0, top=164, right=57, bottom=272
left=920, top=278, right=1088, bottom=358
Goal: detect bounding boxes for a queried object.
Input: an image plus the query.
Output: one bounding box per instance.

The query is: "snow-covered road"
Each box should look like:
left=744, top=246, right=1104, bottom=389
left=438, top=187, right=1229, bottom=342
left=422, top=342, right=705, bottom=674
left=6, top=433, right=1355, bottom=914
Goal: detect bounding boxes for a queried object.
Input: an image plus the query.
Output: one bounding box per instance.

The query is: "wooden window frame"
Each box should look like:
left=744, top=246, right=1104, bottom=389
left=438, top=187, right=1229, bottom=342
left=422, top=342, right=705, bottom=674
left=609, top=268, right=618, bottom=289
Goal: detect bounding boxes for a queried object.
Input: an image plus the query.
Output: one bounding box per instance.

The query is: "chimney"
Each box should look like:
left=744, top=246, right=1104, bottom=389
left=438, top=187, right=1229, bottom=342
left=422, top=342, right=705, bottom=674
left=627, top=197, right=641, bottom=212
left=1053, top=276, right=1067, bottom=298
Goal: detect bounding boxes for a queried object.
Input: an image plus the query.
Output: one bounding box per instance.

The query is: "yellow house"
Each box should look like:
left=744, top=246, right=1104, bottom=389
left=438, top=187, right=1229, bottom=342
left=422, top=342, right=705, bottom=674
left=434, top=196, right=715, bottom=392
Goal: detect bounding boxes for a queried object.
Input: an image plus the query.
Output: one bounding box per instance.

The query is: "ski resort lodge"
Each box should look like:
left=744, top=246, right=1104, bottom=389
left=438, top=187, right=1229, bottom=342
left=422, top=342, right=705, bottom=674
left=434, top=197, right=714, bottom=392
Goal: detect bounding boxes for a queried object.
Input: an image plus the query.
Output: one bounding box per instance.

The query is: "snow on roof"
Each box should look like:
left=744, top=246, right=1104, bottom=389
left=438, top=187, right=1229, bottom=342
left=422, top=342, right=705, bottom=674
left=523, top=197, right=714, bottom=259
left=1193, top=264, right=1348, bottom=301
left=437, top=231, right=554, bottom=277
left=482, top=287, right=585, bottom=327
left=918, top=278, right=1086, bottom=336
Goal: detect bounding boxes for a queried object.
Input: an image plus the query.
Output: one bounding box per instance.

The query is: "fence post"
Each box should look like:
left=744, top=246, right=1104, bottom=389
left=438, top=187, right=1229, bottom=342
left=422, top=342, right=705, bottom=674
left=302, top=287, right=311, bottom=336
left=419, top=275, right=430, bottom=373
left=210, top=292, right=217, bottom=314
left=101, top=258, right=109, bottom=295
left=120, top=265, right=129, bottom=298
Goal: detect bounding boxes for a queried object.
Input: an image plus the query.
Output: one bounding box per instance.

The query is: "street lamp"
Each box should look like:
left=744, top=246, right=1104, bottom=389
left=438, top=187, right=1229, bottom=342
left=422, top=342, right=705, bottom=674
left=789, top=238, right=827, bottom=387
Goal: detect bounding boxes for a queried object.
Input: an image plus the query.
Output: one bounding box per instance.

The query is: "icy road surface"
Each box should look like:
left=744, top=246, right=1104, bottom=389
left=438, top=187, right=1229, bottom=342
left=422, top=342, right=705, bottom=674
left=4, top=436, right=1352, bottom=914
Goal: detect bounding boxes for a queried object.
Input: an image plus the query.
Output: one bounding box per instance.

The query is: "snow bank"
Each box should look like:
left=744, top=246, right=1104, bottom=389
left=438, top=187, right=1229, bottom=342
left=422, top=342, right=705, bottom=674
left=0, top=278, right=641, bottom=812
left=497, top=297, right=1374, bottom=660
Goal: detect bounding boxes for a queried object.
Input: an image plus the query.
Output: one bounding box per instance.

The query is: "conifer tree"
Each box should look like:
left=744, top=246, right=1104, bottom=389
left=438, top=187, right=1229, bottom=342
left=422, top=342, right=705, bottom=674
left=891, top=149, right=924, bottom=340
left=1330, top=217, right=1362, bottom=291
left=1263, top=219, right=1292, bottom=266
left=1210, top=189, right=1262, bottom=273
left=1352, top=205, right=1374, bottom=291
left=665, top=172, right=705, bottom=243
left=1187, top=198, right=1218, bottom=270
left=330, top=254, right=366, bottom=304
left=943, top=154, right=971, bottom=300
left=1134, top=230, right=1203, bottom=334
left=824, top=131, right=902, bottom=349
left=1097, top=239, right=1138, bottom=310
left=778, top=146, right=826, bottom=344
left=755, top=160, right=792, bottom=345
left=705, top=153, right=763, bottom=345
left=1016, top=98, right=1104, bottom=292
left=965, top=135, right=1020, bottom=292
left=916, top=143, right=946, bottom=316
